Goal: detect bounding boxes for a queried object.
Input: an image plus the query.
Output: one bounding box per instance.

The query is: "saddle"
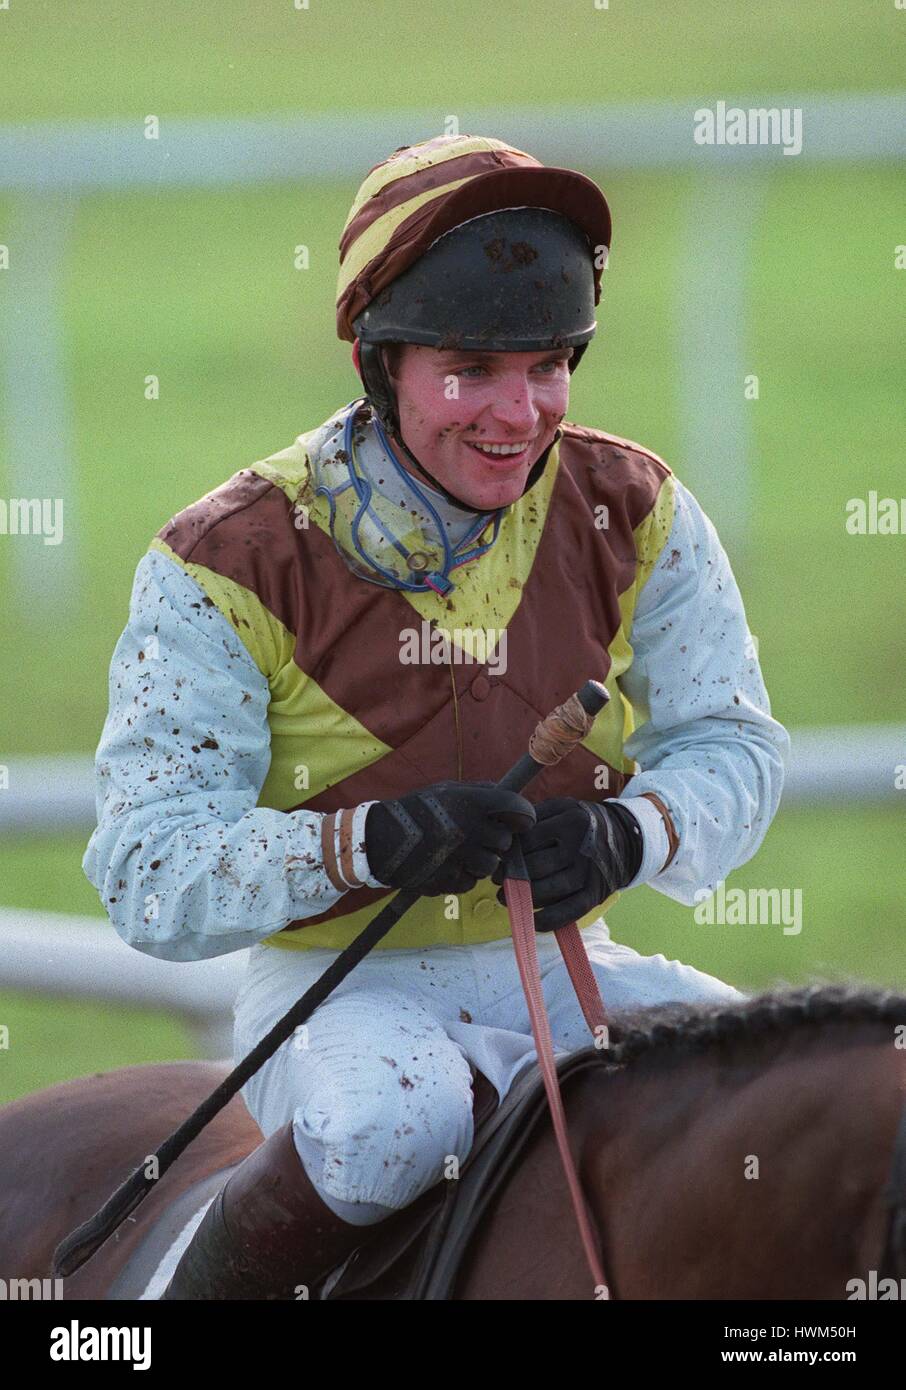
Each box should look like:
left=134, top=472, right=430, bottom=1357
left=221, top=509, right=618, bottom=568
left=322, top=1046, right=604, bottom=1300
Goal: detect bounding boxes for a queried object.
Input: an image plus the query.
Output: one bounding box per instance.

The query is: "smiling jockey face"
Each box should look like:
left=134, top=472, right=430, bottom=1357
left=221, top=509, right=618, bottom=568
left=384, top=343, right=572, bottom=511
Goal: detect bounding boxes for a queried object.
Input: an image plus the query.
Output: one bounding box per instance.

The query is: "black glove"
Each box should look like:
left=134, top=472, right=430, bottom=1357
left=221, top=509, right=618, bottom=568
left=493, top=796, right=643, bottom=931
left=364, top=780, right=536, bottom=896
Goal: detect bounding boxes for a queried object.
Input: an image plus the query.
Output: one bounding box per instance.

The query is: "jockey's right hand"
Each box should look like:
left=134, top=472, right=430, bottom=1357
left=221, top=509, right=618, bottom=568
left=364, top=781, right=536, bottom=896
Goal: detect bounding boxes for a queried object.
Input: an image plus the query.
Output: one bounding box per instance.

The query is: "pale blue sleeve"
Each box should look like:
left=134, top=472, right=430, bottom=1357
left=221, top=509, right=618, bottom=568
left=82, top=548, right=379, bottom=962
left=615, top=478, right=791, bottom=906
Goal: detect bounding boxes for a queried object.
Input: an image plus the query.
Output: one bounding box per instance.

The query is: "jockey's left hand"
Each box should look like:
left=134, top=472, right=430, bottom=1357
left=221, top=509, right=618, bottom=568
left=493, top=797, right=643, bottom=932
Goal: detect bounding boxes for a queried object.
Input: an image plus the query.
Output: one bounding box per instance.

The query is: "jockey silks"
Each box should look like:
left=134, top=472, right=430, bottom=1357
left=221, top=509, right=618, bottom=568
left=150, top=398, right=677, bottom=952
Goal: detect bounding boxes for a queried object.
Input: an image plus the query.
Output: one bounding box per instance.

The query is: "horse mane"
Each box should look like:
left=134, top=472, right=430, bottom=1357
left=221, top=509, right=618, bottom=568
left=601, top=982, right=906, bottom=1070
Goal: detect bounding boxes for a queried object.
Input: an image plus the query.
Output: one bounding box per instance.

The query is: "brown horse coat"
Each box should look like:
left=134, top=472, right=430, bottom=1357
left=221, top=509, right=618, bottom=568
left=0, top=1062, right=260, bottom=1299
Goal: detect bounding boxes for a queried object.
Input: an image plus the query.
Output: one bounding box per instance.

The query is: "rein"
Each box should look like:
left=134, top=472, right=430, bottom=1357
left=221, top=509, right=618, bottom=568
left=53, top=679, right=612, bottom=1296
left=505, top=875, right=609, bottom=1293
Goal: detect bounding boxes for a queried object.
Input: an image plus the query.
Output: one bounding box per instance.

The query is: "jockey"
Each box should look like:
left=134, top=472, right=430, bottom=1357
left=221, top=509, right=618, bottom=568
left=83, top=134, right=790, bottom=1299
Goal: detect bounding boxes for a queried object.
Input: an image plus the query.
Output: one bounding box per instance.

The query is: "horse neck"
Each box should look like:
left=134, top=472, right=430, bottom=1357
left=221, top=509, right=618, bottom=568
left=571, top=1020, right=906, bottom=1300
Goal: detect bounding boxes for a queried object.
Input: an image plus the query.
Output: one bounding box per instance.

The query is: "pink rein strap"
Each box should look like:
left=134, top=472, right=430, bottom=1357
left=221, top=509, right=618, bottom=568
left=497, top=682, right=613, bottom=1296
left=504, top=875, right=611, bottom=1298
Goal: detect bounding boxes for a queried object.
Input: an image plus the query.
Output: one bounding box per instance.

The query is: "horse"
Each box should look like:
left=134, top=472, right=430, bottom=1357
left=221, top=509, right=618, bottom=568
left=1, top=984, right=904, bottom=1300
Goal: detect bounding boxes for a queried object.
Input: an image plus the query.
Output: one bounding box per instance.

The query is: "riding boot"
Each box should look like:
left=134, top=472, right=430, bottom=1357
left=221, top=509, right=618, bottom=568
left=160, top=1121, right=371, bottom=1300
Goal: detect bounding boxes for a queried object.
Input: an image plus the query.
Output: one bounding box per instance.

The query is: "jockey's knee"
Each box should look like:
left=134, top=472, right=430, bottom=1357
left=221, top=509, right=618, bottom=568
left=290, top=1053, right=474, bottom=1220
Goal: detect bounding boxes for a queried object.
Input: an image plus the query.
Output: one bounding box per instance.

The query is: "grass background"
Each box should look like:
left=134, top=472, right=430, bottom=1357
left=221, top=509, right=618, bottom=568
left=0, top=0, right=904, bottom=1102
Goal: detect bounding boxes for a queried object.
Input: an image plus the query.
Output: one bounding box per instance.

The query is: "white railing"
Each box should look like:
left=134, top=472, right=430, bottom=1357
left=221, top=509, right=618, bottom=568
left=0, top=907, right=243, bottom=1059
left=2, top=727, right=904, bottom=840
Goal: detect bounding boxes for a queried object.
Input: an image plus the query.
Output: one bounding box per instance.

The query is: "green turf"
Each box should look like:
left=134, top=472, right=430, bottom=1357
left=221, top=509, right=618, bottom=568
left=0, top=992, right=194, bottom=1106
left=1, top=0, right=903, bottom=122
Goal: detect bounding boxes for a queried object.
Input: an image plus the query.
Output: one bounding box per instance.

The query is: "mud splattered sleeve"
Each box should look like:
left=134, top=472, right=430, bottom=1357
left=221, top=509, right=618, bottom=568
left=82, top=548, right=381, bottom=962
left=615, top=478, right=791, bottom=906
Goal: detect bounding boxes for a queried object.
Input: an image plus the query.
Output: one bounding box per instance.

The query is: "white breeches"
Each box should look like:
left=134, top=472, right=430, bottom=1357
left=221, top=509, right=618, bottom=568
left=232, top=919, right=743, bottom=1225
